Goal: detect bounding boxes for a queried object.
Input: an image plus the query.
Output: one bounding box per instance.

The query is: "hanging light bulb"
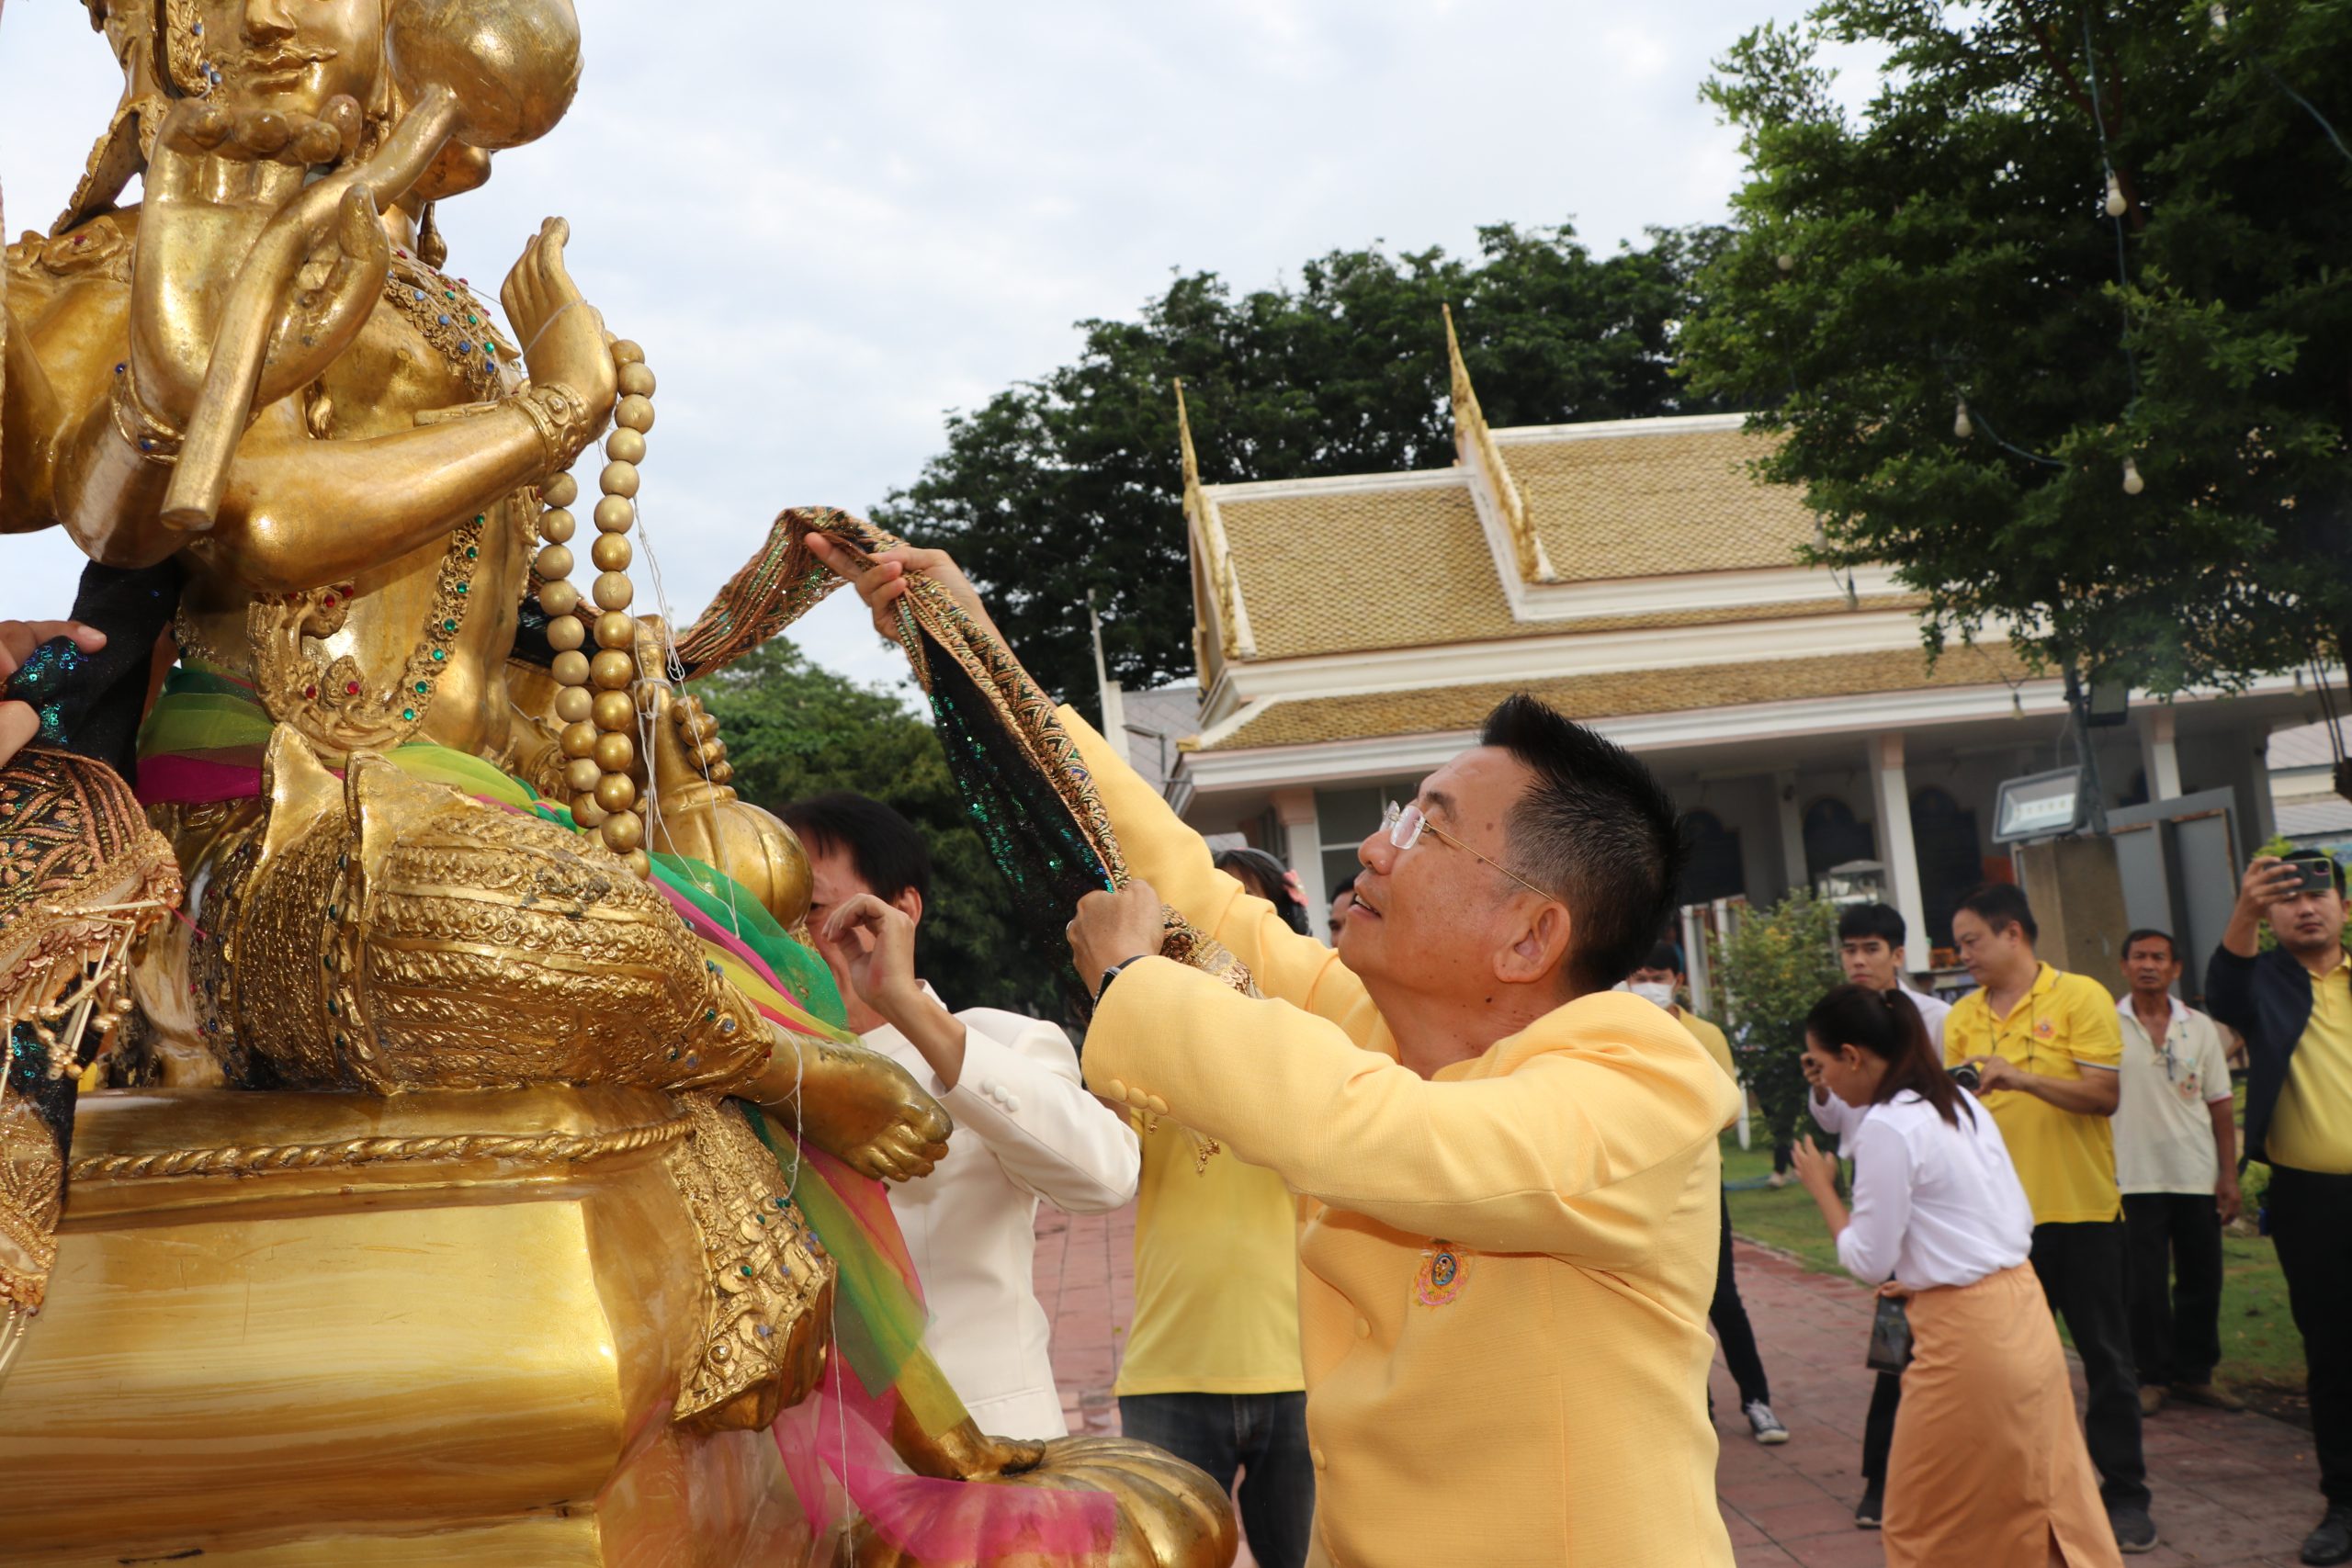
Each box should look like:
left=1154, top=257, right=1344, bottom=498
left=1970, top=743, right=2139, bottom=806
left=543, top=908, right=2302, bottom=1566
left=1776, top=252, right=1796, bottom=274
left=2105, top=172, right=2128, bottom=218
left=1953, top=398, right=1974, bottom=439
left=2013, top=691, right=2026, bottom=718
left=2122, top=457, right=2145, bottom=495
left=2208, top=3, right=2228, bottom=37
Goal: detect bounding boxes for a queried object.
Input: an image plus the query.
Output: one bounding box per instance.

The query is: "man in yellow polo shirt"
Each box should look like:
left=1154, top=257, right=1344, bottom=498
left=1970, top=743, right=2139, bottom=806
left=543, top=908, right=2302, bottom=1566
left=1626, top=943, right=1789, bottom=1447
left=808, top=537, right=1741, bottom=1568
left=1114, top=1115, right=1312, bottom=1567
left=2206, top=852, right=2352, bottom=1566
left=1945, top=882, right=2154, bottom=1553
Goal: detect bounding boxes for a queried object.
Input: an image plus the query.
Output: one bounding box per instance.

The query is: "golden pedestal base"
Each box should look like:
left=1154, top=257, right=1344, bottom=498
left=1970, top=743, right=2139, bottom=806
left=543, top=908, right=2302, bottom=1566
left=0, top=1087, right=818, bottom=1566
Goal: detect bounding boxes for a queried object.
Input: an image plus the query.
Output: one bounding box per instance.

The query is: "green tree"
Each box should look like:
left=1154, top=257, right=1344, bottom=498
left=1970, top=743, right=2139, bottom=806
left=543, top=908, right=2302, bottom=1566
left=690, top=640, right=1065, bottom=1018
left=1712, top=892, right=1846, bottom=1156
left=876, top=223, right=1733, bottom=713
left=1683, top=1, right=2352, bottom=696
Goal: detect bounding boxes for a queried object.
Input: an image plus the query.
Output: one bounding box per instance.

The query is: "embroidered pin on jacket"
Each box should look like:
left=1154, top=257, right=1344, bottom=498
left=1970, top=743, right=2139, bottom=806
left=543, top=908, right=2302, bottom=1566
left=1415, top=1241, right=1471, bottom=1307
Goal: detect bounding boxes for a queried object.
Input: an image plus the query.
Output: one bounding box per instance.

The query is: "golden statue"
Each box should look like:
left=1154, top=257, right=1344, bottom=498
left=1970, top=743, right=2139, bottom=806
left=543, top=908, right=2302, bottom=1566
left=0, top=2, right=1236, bottom=1562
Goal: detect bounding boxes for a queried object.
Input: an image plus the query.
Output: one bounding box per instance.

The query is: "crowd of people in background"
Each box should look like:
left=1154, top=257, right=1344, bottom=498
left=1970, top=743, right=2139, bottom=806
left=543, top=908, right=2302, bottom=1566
left=1720, top=862, right=2351, bottom=1567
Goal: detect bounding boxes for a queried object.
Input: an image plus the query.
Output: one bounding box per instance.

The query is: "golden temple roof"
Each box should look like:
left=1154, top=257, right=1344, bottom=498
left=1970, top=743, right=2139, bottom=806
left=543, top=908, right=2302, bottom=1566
left=1199, top=644, right=2031, bottom=752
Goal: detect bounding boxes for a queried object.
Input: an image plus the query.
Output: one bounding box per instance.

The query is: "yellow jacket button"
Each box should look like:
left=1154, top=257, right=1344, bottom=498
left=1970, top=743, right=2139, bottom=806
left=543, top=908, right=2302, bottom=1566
left=1311, top=1447, right=1327, bottom=1470
left=1354, top=1317, right=1371, bottom=1338
left=1104, top=1079, right=1127, bottom=1100
left=1147, top=1093, right=1170, bottom=1114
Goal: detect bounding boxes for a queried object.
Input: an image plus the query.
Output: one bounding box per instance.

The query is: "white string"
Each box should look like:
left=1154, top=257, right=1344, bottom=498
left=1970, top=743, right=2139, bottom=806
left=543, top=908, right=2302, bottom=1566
left=516, top=297, right=597, bottom=361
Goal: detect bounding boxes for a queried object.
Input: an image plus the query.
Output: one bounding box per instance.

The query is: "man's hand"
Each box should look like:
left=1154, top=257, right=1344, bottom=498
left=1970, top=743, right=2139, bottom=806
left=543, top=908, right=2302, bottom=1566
left=0, top=620, right=107, bottom=764
left=1962, top=1054, right=2023, bottom=1093
left=2216, top=1170, right=2243, bottom=1226
left=824, top=894, right=922, bottom=1021
left=2224, top=855, right=2308, bottom=958
left=804, top=536, right=1009, bottom=649
left=1068, top=880, right=1165, bottom=992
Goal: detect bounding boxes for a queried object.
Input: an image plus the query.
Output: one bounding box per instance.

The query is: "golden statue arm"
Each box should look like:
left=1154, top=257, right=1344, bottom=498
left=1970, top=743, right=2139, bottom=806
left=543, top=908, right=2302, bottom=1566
left=56, top=392, right=559, bottom=588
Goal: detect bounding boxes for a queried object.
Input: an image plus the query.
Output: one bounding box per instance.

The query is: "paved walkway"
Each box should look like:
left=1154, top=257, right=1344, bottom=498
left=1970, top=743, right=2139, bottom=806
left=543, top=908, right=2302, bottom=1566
left=1035, top=1204, right=2328, bottom=1566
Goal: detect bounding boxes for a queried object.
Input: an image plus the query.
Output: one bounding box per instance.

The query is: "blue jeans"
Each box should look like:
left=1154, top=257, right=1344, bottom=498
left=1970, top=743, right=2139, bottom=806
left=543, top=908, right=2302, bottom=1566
left=1117, top=1392, right=1315, bottom=1568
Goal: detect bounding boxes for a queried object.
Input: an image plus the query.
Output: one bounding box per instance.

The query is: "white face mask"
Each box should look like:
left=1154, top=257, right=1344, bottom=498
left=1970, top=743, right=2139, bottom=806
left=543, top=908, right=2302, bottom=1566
left=1628, top=980, right=1677, bottom=1011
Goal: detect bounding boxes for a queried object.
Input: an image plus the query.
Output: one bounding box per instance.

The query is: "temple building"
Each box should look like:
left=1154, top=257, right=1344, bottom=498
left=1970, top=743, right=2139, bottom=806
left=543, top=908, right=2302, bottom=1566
left=1097, top=311, right=2337, bottom=993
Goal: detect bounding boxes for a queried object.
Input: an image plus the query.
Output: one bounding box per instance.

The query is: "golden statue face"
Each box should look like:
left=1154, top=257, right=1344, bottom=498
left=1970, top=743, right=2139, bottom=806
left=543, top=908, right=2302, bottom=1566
left=204, top=0, right=386, bottom=118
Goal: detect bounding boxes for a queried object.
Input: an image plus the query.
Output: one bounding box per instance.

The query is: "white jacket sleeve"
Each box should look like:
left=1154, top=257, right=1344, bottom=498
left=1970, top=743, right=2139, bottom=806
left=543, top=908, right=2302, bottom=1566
left=1809, top=1090, right=1865, bottom=1138
left=1835, top=1114, right=1913, bottom=1285
left=928, top=1009, right=1140, bottom=1214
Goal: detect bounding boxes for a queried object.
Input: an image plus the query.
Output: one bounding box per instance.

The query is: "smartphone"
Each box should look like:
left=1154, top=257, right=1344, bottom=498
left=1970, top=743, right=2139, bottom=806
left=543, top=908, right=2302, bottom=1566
left=2294, top=857, right=2339, bottom=894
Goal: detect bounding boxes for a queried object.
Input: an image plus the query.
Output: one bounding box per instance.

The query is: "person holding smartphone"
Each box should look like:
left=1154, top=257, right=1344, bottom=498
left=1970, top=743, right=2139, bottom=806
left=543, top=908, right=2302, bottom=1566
left=2206, top=852, right=2352, bottom=1565
left=1790, top=986, right=2120, bottom=1568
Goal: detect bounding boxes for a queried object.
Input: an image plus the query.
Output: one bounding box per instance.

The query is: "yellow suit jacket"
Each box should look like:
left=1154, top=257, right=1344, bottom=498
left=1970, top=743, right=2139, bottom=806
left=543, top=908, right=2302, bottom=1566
left=1065, top=712, right=1739, bottom=1568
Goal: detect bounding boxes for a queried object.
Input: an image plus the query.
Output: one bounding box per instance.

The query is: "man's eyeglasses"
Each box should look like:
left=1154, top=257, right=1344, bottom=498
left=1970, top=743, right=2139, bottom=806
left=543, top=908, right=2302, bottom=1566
left=1381, top=801, right=1558, bottom=903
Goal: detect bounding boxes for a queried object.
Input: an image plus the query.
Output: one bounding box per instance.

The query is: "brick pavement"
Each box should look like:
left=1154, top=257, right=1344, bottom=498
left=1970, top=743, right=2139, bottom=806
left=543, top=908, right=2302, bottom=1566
left=1035, top=1203, right=2329, bottom=1565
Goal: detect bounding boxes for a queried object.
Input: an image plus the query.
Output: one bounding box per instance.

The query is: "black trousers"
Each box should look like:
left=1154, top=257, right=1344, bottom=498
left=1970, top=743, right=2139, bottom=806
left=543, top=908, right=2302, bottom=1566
left=1861, top=1369, right=1901, bottom=1485
left=1711, top=1189, right=1771, bottom=1405
left=2122, top=1191, right=2224, bottom=1387
left=2268, top=1165, right=2352, bottom=1506
left=2030, top=1219, right=2150, bottom=1510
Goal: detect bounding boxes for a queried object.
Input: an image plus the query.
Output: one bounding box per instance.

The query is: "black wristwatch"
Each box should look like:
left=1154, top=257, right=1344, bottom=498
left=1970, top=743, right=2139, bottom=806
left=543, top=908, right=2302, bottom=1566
left=1094, top=953, right=1148, bottom=1001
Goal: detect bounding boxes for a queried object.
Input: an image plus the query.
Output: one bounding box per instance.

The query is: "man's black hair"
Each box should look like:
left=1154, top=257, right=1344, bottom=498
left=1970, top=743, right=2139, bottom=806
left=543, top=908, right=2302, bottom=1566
left=2122, top=928, right=2178, bottom=961
left=1954, top=882, right=2038, bottom=944
left=1479, top=693, right=1685, bottom=994
left=777, top=791, right=932, bottom=905
left=1642, top=940, right=1685, bottom=976
left=1837, top=902, right=1908, bottom=949
left=2282, top=848, right=2349, bottom=896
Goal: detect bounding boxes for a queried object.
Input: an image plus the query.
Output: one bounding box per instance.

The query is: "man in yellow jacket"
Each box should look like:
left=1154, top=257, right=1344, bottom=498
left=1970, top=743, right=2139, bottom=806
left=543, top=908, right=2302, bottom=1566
left=812, top=538, right=1742, bottom=1568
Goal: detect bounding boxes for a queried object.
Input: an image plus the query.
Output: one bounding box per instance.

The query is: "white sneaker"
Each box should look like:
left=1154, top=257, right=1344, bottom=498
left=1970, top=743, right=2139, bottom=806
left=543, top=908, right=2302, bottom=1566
left=1744, top=1400, right=1790, bottom=1444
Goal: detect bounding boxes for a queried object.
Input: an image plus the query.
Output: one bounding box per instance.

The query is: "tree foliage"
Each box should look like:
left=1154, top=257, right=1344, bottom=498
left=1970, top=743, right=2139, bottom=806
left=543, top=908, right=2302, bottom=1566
left=1683, top=0, right=2352, bottom=694
left=876, top=223, right=1733, bottom=712
left=691, top=640, right=1064, bottom=1017
left=1713, top=891, right=1847, bottom=1155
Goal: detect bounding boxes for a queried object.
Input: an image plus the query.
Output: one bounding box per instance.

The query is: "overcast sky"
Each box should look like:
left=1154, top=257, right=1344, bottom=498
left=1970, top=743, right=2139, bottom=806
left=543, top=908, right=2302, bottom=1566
left=1, top=0, right=1855, bottom=693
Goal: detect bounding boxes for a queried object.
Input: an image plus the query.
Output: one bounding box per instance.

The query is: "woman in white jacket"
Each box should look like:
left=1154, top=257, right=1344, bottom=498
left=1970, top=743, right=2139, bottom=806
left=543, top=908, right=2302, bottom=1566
left=1790, top=985, right=2120, bottom=1568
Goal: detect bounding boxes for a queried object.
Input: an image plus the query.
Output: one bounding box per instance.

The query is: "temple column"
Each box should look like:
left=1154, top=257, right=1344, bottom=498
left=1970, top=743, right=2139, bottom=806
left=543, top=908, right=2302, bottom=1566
left=1869, top=734, right=1932, bottom=971
left=2140, top=705, right=2182, bottom=802
left=1774, top=770, right=1808, bottom=895
left=1272, top=789, right=1329, bottom=932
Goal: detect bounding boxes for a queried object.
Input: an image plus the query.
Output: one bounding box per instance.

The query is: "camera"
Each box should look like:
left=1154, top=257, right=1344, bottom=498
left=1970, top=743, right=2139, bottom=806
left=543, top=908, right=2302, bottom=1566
left=2291, top=856, right=2339, bottom=895
left=1951, top=1063, right=1982, bottom=1092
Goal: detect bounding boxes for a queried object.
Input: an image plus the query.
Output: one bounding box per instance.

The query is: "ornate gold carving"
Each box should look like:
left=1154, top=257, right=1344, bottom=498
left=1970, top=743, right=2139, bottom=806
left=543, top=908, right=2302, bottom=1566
left=222, top=732, right=774, bottom=1095
left=0, top=1099, right=64, bottom=1310
left=0, top=747, right=183, bottom=1066
left=382, top=251, right=514, bottom=401
left=237, top=512, right=489, bottom=754
left=666, top=1094, right=835, bottom=1432
left=67, top=1103, right=689, bottom=1184
left=1173, top=378, right=1246, bottom=660
left=513, top=379, right=595, bottom=476
left=1444, top=303, right=1555, bottom=585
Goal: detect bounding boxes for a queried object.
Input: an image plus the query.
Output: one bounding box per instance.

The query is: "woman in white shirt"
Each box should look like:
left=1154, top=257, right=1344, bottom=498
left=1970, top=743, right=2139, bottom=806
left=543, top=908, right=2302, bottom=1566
left=1791, top=985, right=2121, bottom=1568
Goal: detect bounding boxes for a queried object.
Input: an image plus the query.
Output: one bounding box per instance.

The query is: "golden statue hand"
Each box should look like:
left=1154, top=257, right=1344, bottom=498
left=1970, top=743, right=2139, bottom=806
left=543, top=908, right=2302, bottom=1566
left=502, top=218, right=616, bottom=433
left=644, top=681, right=735, bottom=799
left=753, top=1035, right=952, bottom=1185
left=128, top=96, right=379, bottom=431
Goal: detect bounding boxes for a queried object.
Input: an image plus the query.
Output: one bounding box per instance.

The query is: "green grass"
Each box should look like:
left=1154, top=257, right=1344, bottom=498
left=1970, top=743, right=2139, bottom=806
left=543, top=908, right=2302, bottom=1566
left=1721, top=1128, right=2307, bottom=1390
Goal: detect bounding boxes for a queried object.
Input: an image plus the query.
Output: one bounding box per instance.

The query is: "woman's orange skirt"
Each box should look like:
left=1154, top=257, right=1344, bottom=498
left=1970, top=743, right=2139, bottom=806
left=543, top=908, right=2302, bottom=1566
left=1884, top=1262, right=2122, bottom=1567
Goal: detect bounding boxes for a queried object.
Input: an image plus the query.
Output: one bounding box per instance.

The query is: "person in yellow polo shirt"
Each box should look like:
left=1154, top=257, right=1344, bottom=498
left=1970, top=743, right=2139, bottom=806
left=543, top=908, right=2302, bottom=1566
left=1626, top=942, right=1788, bottom=1447
left=1944, top=882, right=2154, bottom=1554
left=810, top=538, right=1742, bottom=1568
left=2205, top=852, right=2352, bottom=1566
